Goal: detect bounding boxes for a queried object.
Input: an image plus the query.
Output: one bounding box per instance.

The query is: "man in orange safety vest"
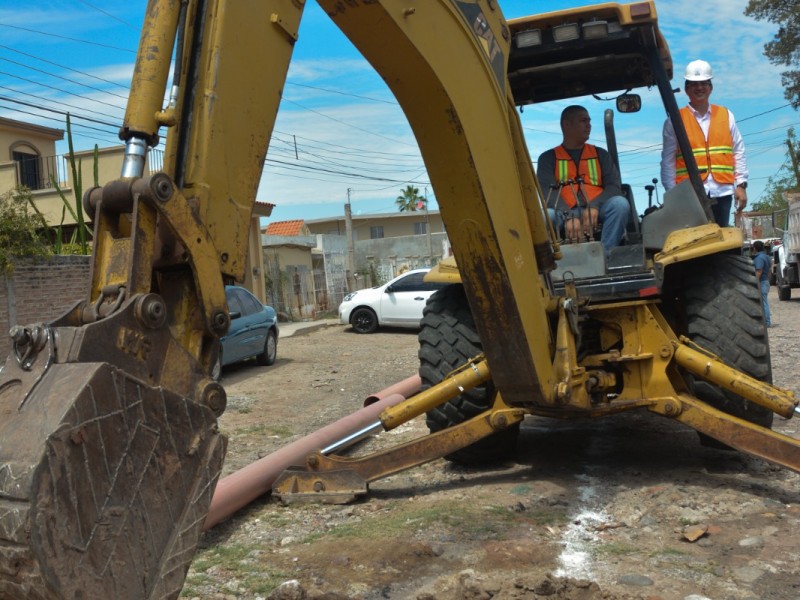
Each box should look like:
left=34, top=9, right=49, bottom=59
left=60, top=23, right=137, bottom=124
left=660, top=60, right=749, bottom=227
left=536, top=105, right=630, bottom=253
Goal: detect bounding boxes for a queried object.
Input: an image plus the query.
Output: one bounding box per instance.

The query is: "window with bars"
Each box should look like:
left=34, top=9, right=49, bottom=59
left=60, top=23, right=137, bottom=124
left=12, top=151, right=42, bottom=190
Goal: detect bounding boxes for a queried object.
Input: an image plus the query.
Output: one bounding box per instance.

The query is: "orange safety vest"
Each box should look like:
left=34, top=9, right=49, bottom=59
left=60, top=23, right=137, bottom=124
left=554, top=144, right=603, bottom=208
left=676, top=105, right=735, bottom=184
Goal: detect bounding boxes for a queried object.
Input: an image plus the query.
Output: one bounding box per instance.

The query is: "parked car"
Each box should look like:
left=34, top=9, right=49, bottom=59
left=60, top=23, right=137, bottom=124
left=339, top=268, right=447, bottom=334
left=213, top=285, right=279, bottom=380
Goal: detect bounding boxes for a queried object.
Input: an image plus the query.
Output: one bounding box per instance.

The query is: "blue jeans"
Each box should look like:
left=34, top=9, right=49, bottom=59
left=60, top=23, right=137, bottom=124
left=760, top=279, right=771, bottom=326
left=710, top=195, right=733, bottom=227
left=548, top=195, right=630, bottom=253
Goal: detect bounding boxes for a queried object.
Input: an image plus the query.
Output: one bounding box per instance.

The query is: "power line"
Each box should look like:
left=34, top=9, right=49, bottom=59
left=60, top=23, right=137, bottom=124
left=0, top=44, right=130, bottom=91
left=280, top=98, right=417, bottom=148
left=75, top=0, right=138, bottom=30
left=0, top=23, right=136, bottom=54
left=738, top=103, right=793, bottom=123
left=0, top=103, right=122, bottom=144
left=286, top=82, right=396, bottom=105
left=0, top=84, right=123, bottom=122
left=0, top=56, right=129, bottom=100
left=265, top=158, right=429, bottom=185
left=272, top=130, right=421, bottom=158
left=0, top=95, right=118, bottom=127
left=0, top=70, right=126, bottom=112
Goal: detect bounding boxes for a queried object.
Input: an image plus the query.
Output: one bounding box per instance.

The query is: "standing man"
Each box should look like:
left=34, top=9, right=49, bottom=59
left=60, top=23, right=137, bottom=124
left=537, top=105, right=630, bottom=253
left=660, top=60, right=749, bottom=227
left=753, top=240, right=773, bottom=328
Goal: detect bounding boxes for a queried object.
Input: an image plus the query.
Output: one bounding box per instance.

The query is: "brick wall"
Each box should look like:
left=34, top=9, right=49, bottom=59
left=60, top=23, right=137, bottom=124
left=0, top=255, right=91, bottom=360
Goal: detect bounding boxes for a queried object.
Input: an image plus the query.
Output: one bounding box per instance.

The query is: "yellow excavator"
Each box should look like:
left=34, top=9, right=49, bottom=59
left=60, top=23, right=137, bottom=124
left=0, top=1, right=796, bottom=598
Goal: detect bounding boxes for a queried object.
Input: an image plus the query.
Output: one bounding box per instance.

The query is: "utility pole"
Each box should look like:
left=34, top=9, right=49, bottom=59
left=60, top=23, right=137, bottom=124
left=345, top=188, right=356, bottom=291
left=424, top=186, right=433, bottom=265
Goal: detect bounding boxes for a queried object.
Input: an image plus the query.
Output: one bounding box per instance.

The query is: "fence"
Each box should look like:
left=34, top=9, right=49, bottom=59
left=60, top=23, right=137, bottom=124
left=0, top=255, right=91, bottom=360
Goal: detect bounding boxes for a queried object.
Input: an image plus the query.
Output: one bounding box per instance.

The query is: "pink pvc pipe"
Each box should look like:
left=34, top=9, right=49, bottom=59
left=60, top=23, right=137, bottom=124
left=204, top=377, right=422, bottom=530
left=364, top=374, right=421, bottom=405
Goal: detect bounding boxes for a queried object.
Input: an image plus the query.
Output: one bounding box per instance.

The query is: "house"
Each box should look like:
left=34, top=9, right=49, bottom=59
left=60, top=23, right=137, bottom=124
left=1, top=116, right=270, bottom=302
left=261, top=220, right=323, bottom=319
left=0, top=116, right=63, bottom=195
left=0, top=116, right=154, bottom=230
left=305, top=210, right=445, bottom=241
left=262, top=212, right=451, bottom=318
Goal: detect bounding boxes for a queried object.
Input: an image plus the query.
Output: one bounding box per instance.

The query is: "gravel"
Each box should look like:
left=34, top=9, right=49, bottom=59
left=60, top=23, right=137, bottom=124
left=181, top=288, right=800, bottom=600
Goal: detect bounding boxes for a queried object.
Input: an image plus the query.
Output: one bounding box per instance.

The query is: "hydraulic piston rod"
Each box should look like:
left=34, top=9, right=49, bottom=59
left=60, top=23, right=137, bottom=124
left=673, top=337, right=797, bottom=418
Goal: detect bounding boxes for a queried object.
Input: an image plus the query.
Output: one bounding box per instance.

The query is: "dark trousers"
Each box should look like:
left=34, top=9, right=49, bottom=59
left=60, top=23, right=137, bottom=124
left=709, top=194, right=733, bottom=227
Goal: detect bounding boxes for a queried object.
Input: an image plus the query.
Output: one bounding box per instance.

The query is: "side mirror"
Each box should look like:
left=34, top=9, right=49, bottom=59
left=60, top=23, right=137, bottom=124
left=229, top=310, right=242, bottom=320
left=616, top=93, right=641, bottom=113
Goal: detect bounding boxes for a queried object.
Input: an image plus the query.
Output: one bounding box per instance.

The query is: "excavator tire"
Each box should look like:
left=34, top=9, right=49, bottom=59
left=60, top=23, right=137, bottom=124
left=418, top=284, right=519, bottom=465
left=676, top=253, right=774, bottom=435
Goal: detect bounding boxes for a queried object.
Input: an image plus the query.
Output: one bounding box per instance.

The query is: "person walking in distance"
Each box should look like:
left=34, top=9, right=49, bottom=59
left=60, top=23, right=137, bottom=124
left=536, top=105, right=630, bottom=253
left=752, top=240, right=773, bottom=328
left=660, top=60, right=749, bottom=227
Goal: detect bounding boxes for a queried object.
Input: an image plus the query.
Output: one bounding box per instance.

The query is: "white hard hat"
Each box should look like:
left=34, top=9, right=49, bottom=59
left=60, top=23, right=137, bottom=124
left=684, top=60, right=713, bottom=82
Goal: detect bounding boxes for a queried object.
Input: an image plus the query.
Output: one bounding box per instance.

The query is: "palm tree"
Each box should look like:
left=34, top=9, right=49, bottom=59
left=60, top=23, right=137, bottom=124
left=395, top=185, right=427, bottom=212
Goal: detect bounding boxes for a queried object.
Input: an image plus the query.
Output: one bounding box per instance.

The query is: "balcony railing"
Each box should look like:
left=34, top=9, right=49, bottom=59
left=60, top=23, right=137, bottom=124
left=10, top=148, right=165, bottom=192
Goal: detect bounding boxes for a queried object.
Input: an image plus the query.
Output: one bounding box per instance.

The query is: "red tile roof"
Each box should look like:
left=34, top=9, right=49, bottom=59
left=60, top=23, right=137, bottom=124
left=264, top=220, right=306, bottom=236
left=253, top=201, right=275, bottom=217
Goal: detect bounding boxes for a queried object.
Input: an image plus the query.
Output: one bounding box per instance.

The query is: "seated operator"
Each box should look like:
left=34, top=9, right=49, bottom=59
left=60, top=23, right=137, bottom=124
left=536, top=105, right=630, bottom=253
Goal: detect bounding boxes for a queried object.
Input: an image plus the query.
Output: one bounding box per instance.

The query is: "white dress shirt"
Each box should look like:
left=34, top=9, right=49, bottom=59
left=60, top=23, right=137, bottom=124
left=660, top=104, right=748, bottom=197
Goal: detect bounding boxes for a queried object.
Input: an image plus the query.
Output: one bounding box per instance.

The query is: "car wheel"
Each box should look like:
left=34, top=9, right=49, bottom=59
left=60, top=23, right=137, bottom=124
left=257, top=329, right=278, bottom=366
left=419, top=284, right=519, bottom=465
left=351, top=307, right=378, bottom=334
left=211, top=352, right=223, bottom=382
left=668, top=254, right=773, bottom=444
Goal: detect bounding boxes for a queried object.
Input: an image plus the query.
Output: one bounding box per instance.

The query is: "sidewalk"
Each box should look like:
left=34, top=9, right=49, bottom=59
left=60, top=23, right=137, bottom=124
left=278, top=318, right=341, bottom=338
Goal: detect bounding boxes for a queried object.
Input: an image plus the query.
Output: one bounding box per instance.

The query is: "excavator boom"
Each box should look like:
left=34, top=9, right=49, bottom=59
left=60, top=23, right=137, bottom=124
left=0, top=1, right=557, bottom=597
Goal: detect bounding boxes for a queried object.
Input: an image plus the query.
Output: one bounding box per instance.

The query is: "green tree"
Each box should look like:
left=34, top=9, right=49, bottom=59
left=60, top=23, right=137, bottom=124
left=751, top=128, right=799, bottom=212
left=0, top=189, right=52, bottom=274
left=395, top=185, right=427, bottom=212
left=744, top=0, right=800, bottom=108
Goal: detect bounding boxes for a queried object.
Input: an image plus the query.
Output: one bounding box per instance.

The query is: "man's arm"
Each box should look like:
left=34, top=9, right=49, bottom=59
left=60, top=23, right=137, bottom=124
left=660, top=118, right=677, bottom=191
left=535, top=149, right=560, bottom=208
left=729, top=108, right=749, bottom=212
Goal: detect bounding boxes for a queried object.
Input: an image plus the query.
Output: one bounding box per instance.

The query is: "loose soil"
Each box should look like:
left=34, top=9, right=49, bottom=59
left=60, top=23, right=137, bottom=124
left=182, top=289, right=800, bottom=600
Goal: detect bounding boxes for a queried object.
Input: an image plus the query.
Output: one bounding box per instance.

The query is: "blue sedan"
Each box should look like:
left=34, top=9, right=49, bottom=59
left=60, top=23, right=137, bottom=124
left=213, top=286, right=279, bottom=380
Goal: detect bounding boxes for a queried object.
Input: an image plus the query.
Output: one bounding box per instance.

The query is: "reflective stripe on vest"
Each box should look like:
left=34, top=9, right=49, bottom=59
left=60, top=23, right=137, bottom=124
left=676, top=105, right=735, bottom=184
left=553, top=144, right=604, bottom=208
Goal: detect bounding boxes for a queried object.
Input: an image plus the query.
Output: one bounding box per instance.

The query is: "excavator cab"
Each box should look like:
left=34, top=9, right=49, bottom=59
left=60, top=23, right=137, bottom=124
left=503, top=2, right=717, bottom=299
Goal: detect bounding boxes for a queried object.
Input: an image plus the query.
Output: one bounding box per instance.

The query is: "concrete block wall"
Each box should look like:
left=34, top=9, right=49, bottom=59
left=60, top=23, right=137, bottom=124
left=0, top=255, right=91, bottom=360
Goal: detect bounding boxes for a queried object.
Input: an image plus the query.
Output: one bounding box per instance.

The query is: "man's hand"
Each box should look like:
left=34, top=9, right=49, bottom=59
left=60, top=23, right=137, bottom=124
left=735, top=185, right=748, bottom=213
left=565, top=207, right=600, bottom=242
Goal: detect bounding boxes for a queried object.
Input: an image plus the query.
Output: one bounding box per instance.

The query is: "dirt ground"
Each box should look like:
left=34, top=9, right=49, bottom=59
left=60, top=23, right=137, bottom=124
left=181, top=288, right=800, bottom=600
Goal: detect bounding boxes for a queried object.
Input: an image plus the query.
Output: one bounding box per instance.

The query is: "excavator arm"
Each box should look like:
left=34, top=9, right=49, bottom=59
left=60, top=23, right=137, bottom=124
left=0, top=1, right=560, bottom=597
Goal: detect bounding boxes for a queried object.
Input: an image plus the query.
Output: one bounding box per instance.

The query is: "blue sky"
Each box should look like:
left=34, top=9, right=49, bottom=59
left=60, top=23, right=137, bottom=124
left=0, top=1, right=796, bottom=226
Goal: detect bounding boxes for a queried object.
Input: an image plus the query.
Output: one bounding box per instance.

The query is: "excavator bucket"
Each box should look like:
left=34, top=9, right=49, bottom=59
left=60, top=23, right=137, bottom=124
left=0, top=329, right=225, bottom=599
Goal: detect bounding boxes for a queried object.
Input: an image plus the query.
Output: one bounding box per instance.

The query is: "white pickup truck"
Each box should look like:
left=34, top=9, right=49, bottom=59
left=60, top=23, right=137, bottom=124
left=776, top=192, right=800, bottom=301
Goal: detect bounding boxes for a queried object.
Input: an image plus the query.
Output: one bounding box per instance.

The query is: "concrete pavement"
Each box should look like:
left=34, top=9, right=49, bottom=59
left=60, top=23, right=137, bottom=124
left=278, top=318, right=341, bottom=338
